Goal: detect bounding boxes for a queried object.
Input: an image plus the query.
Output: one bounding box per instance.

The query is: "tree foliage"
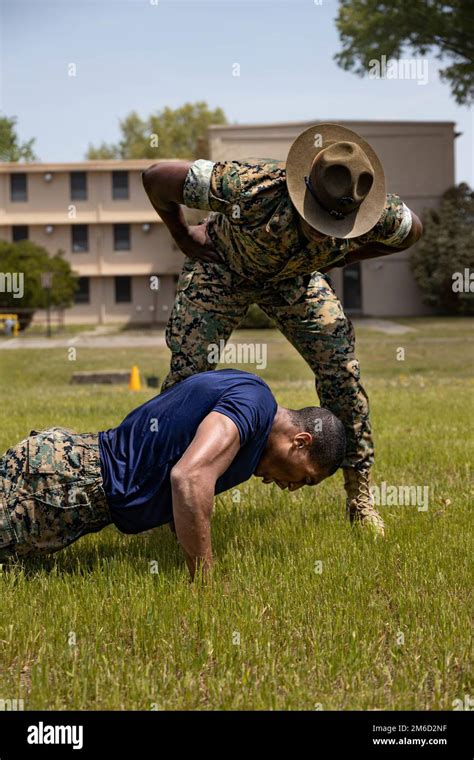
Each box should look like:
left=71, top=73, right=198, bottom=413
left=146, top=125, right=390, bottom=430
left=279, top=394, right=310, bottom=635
left=335, top=0, right=474, bottom=104
left=86, top=102, right=227, bottom=160
left=0, top=114, right=38, bottom=162
left=0, top=240, right=78, bottom=310
left=410, top=183, right=474, bottom=313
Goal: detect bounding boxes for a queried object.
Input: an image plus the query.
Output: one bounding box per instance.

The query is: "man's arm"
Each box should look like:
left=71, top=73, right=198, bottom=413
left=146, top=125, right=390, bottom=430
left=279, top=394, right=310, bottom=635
left=142, top=161, right=220, bottom=263
left=170, top=411, right=241, bottom=581
left=321, top=209, right=423, bottom=273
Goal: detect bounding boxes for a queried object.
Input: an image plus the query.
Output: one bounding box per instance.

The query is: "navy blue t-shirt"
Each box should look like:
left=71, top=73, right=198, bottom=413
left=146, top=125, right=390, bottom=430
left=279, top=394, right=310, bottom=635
left=98, top=369, right=277, bottom=534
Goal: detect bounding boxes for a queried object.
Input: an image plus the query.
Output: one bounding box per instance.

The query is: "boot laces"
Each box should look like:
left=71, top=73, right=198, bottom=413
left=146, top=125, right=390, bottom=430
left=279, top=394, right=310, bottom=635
left=355, top=468, right=375, bottom=515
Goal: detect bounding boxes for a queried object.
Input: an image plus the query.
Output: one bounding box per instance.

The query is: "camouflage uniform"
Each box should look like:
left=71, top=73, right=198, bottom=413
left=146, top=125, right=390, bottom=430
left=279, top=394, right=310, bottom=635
left=162, top=158, right=413, bottom=478
left=0, top=427, right=112, bottom=561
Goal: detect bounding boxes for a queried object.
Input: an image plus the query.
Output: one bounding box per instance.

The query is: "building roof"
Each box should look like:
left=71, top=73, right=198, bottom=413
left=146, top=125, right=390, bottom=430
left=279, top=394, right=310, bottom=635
left=208, top=118, right=456, bottom=130
left=0, top=158, right=182, bottom=173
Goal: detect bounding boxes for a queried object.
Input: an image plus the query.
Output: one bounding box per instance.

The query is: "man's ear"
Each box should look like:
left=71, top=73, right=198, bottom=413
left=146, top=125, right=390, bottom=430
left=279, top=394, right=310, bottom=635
left=293, top=431, right=313, bottom=449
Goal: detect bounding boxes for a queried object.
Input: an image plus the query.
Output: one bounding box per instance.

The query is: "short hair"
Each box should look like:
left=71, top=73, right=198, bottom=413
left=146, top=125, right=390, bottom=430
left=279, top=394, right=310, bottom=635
left=288, top=407, right=346, bottom=476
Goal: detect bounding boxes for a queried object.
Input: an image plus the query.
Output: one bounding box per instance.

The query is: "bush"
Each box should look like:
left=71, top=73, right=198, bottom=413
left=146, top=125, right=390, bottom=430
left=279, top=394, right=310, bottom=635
left=410, top=183, right=474, bottom=314
left=0, top=240, right=78, bottom=327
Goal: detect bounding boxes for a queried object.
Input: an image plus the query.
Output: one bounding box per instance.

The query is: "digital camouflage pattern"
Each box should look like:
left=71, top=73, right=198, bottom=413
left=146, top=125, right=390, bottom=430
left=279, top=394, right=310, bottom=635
left=162, top=260, right=372, bottom=469
left=0, top=427, right=112, bottom=561
left=161, top=157, right=412, bottom=471
left=183, top=158, right=411, bottom=282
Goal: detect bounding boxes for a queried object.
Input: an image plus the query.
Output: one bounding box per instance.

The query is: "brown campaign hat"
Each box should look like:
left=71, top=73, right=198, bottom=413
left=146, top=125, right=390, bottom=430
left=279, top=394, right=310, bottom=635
left=286, top=123, right=386, bottom=238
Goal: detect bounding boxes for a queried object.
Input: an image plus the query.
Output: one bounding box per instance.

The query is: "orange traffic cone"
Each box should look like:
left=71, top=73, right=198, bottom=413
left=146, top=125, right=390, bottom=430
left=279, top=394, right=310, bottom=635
left=129, top=365, right=142, bottom=391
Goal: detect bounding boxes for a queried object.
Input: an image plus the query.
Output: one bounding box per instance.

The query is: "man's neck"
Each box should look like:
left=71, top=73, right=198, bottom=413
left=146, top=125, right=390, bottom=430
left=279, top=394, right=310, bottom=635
left=296, top=213, right=328, bottom=244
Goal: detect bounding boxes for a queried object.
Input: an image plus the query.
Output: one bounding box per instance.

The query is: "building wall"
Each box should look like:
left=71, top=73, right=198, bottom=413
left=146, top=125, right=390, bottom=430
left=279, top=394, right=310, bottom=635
left=0, top=122, right=457, bottom=321
left=208, top=120, right=456, bottom=316
left=0, top=160, right=186, bottom=324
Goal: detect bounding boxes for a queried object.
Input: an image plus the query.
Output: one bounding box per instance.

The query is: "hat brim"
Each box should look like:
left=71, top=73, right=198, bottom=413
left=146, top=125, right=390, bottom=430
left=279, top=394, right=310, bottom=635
left=286, top=123, right=386, bottom=239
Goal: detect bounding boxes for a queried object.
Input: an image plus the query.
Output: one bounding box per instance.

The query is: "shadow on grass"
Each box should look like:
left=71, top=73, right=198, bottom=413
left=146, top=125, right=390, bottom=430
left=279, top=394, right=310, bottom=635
left=1, top=490, right=346, bottom=580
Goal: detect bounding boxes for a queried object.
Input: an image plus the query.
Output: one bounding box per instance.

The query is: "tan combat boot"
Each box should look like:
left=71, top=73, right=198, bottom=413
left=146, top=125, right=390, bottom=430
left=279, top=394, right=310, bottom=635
left=343, top=466, right=385, bottom=537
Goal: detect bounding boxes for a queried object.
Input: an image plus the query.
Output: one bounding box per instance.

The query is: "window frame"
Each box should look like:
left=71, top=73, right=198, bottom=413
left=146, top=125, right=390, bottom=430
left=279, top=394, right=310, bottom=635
left=10, top=173, right=28, bottom=202
left=114, top=275, right=132, bottom=304
left=71, top=224, right=89, bottom=253
left=112, top=171, right=129, bottom=200
left=70, top=171, right=88, bottom=201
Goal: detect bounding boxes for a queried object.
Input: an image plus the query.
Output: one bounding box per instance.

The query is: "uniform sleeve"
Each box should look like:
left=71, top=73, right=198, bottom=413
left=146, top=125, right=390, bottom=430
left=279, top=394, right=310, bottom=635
left=182, top=159, right=216, bottom=211
left=212, top=382, right=277, bottom=447
left=362, top=193, right=413, bottom=248
left=182, top=158, right=286, bottom=223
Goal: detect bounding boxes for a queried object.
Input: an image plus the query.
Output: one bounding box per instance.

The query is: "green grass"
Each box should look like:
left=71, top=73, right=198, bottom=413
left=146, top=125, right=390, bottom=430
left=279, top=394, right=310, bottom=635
left=0, top=318, right=472, bottom=710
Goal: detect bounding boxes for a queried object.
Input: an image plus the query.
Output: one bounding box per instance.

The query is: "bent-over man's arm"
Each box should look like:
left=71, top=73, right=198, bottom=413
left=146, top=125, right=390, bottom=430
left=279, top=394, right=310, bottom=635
left=321, top=203, right=423, bottom=274
left=142, top=161, right=219, bottom=263
left=170, top=411, right=241, bottom=580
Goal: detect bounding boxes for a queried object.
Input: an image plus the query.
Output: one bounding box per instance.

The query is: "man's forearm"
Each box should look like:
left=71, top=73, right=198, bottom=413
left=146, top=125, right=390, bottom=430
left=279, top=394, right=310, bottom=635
left=158, top=204, right=190, bottom=245
left=142, top=164, right=190, bottom=243
left=321, top=242, right=405, bottom=273
left=171, top=477, right=214, bottom=580
left=344, top=242, right=403, bottom=266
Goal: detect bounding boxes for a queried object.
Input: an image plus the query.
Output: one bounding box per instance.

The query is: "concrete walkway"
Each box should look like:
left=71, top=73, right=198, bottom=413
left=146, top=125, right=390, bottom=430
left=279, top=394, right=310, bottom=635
left=352, top=318, right=416, bottom=335
left=0, top=318, right=415, bottom=349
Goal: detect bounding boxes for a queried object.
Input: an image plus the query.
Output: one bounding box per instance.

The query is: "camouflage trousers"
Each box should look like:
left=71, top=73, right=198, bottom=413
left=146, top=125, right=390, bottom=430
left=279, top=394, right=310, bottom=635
left=0, top=427, right=112, bottom=561
left=162, top=258, right=374, bottom=469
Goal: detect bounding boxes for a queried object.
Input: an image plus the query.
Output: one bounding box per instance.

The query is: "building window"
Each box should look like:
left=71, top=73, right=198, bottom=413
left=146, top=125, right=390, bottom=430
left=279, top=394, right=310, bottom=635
left=71, top=225, right=89, bottom=252
left=10, top=173, right=27, bottom=202
left=112, top=171, right=129, bottom=200
left=114, top=223, right=131, bottom=251
left=115, top=276, right=132, bottom=303
left=12, top=225, right=29, bottom=242
left=70, top=171, right=87, bottom=201
left=74, top=277, right=90, bottom=304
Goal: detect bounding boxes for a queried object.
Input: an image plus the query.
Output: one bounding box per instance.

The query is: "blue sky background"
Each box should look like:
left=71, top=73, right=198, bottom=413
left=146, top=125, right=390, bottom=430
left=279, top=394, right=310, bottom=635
left=1, top=0, right=472, bottom=185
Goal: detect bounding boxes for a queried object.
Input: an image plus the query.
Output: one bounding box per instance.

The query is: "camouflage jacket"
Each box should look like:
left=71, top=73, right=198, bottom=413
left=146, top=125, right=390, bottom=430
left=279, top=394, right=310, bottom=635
left=182, top=158, right=413, bottom=283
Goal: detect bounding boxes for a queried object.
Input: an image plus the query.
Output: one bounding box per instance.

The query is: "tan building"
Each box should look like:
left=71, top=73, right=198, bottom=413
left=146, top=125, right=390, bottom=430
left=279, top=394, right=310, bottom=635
left=208, top=119, right=456, bottom=316
left=0, top=160, right=185, bottom=325
left=0, top=119, right=456, bottom=322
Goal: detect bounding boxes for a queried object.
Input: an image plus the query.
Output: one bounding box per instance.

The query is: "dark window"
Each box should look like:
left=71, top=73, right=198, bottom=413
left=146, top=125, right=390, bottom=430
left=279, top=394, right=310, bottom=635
left=343, top=263, right=362, bottom=312
left=115, top=276, right=132, bottom=303
left=71, top=224, right=89, bottom=252
left=74, top=277, right=90, bottom=304
left=12, top=225, right=29, bottom=242
left=114, top=223, right=131, bottom=251
left=70, top=171, right=87, bottom=201
left=10, top=173, right=27, bottom=202
left=112, top=171, right=129, bottom=200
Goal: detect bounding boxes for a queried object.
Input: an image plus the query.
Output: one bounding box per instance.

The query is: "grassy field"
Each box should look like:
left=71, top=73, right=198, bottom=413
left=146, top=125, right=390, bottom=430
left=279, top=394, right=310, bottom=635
left=0, top=318, right=472, bottom=710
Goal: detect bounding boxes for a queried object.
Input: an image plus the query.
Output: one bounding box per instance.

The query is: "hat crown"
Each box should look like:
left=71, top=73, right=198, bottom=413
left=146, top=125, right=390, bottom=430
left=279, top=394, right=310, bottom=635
left=310, top=141, right=374, bottom=216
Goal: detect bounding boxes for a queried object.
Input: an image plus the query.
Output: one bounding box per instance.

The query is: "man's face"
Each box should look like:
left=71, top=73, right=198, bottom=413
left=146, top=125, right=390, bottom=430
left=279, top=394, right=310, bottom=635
left=254, top=433, right=328, bottom=492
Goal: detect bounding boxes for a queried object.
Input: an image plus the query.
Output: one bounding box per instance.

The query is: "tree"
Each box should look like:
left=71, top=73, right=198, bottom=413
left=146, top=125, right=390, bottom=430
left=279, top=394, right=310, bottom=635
left=0, top=241, right=78, bottom=327
left=410, top=183, right=474, bottom=314
left=0, top=115, right=38, bottom=162
left=86, top=102, right=227, bottom=160
left=335, top=0, right=474, bottom=105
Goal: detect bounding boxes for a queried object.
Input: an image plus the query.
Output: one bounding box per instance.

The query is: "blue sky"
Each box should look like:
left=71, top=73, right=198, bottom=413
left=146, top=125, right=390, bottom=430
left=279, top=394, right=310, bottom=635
left=1, top=0, right=472, bottom=185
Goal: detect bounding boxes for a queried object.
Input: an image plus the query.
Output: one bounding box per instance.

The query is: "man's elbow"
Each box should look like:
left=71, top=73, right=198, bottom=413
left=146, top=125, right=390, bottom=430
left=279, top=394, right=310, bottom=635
left=171, top=465, right=216, bottom=502
left=141, top=163, right=160, bottom=192
left=394, top=212, right=423, bottom=252
left=411, top=212, right=423, bottom=243
left=170, top=465, right=203, bottom=496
